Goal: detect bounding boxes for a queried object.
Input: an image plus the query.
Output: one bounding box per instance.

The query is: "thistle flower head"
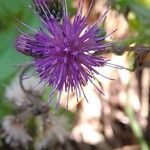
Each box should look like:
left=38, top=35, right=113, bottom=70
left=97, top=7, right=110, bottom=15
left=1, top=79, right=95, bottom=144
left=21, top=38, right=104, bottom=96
left=2, top=117, right=32, bottom=148
left=16, top=0, right=113, bottom=107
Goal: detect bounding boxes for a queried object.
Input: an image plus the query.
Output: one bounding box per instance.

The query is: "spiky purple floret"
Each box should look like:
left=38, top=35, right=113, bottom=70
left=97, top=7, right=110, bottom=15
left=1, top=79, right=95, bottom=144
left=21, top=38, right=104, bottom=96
left=16, top=0, right=111, bottom=105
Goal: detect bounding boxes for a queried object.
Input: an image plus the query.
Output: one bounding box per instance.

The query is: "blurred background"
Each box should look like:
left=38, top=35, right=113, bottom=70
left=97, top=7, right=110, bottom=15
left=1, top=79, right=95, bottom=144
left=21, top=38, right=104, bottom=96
left=0, top=0, right=150, bottom=149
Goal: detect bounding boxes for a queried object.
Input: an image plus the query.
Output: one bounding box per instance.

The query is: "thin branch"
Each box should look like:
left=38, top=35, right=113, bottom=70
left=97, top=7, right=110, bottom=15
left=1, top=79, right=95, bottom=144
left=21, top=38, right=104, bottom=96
left=94, top=44, right=150, bottom=55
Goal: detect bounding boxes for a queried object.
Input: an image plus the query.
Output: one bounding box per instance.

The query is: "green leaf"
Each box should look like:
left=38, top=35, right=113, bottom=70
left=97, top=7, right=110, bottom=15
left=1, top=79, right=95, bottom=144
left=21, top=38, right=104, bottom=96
left=0, top=0, right=39, bottom=85
left=129, top=2, right=150, bottom=25
left=0, top=29, right=29, bottom=82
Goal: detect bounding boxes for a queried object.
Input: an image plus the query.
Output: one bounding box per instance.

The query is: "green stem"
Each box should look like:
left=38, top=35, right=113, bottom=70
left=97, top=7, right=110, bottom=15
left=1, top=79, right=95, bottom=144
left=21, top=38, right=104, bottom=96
left=125, top=102, right=149, bottom=150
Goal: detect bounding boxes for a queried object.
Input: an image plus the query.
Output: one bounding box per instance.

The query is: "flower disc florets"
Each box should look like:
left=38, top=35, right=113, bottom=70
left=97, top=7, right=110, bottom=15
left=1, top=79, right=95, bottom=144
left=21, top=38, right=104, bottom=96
left=16, top=0, right=112, bottom=106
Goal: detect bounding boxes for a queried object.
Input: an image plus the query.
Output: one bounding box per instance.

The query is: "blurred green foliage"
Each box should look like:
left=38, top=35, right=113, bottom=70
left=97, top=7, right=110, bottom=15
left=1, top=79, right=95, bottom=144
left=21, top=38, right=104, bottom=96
left=113, top=0, right=150, bottom=44
left=0, top=0, right=39, bottom=118
left=112, top=0, right=150, bottom=71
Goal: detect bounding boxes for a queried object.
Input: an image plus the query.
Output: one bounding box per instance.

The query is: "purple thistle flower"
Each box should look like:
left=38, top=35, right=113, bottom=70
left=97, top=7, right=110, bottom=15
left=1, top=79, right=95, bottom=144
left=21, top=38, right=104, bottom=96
left=16, top=0, right=116, bottom=107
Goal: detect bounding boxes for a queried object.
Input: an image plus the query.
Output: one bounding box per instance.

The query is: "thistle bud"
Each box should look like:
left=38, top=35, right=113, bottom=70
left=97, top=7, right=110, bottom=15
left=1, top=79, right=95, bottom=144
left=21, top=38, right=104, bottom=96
left=33, top=0, right=63, bottom=22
